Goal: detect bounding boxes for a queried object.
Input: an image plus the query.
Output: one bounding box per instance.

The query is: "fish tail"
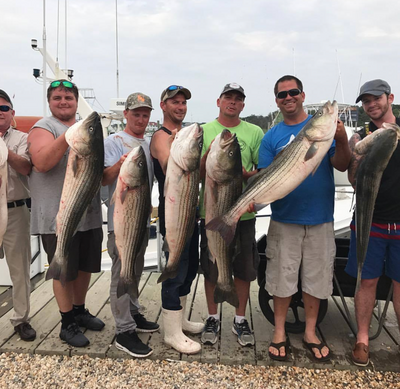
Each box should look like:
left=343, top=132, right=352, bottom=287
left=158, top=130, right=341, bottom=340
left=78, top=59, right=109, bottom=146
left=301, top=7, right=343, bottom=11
left=116, top=277, right=139, bottom=299
left=46, top=255, right=66, bottom=284
left=214, top=282, right=239, bottom=308
left=205, top=216, right=237, bottom=245
left=157, top=264, right=178, bottom=283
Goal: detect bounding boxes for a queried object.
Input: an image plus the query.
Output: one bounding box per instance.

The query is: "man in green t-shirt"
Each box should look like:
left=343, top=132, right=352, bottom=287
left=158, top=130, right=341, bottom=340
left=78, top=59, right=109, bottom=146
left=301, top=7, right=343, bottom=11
left=199, top=83, right=264, bottom=346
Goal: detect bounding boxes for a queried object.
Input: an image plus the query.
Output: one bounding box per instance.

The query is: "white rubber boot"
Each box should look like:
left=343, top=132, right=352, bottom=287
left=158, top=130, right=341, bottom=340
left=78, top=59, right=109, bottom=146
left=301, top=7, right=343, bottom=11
left=180, top=295, right=205, bottom=334
left=162, top=308, right=201, bottom=354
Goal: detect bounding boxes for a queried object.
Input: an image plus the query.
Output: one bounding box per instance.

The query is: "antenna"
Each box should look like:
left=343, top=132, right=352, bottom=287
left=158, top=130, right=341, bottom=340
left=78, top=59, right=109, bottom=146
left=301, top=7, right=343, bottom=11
left=115, top=0, right=120, bottom=97
left=292, top=48, right=296, bottom=76
left=336, top=50, right=345, bottom=103
left=42, top=0, right=47, bottom=117
left=65, top=0, right=68, bottom=71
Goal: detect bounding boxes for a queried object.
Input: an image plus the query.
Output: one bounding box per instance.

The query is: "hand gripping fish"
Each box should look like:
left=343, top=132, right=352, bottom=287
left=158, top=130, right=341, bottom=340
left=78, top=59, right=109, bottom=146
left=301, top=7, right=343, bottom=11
left=46, top=112, right=104, bottom=284
left=207, top=100, right=338, bottom=244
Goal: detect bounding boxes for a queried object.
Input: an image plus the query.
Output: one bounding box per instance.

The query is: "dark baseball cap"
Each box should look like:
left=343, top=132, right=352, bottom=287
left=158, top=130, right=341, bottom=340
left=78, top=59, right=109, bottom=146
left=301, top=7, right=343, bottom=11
left=161, top=85, right=191, bottom=102
left=0, top=89, right=13, bottom=108
left=220, top=82, right=246, bottom=98
left=355, top=79, right=391, bottom=103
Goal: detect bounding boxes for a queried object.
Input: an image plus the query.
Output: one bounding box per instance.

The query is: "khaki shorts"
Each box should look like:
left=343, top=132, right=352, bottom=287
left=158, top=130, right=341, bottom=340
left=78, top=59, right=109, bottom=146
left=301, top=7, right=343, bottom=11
left=265, top=220, right=336, bottom=299
left=200, top=218, right=260, bottom=283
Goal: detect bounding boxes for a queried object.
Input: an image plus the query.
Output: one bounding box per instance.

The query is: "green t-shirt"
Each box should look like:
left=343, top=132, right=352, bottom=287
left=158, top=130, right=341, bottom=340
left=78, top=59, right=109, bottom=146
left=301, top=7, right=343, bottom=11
left=199, top=119, right=264, bottom=220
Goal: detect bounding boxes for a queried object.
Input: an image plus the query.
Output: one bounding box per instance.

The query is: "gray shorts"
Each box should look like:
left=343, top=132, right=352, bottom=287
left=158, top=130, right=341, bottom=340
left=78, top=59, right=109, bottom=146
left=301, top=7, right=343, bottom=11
left=41, top=228, right=103, bottom=280
left=265, top=220, right=336, bottom=299
left=200, top=218, right=260, bottom=283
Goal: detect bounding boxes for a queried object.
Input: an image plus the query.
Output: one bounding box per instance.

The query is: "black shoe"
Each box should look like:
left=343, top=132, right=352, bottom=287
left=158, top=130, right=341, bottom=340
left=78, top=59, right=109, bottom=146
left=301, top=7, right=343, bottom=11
left=115, top=331, right=153, bottom=358
left=14, top=322, right=36, bottom=341
left=74, top=309, right=105, bottom=331
left=133, top=313, right=159, bottom=333
left=60, top=322, right=90, bottom=347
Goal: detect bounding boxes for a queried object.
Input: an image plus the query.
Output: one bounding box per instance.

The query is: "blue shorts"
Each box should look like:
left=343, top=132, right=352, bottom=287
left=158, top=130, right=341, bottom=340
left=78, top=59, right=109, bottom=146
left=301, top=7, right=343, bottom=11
left=345, top=221, right=400, bottom=282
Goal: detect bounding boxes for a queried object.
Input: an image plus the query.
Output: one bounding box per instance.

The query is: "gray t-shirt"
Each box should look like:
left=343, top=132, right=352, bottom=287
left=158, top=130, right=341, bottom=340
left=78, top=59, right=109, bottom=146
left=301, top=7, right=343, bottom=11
left=29, top=116, right=102, bottom=235
left=104, top=131, right=154, bottom=232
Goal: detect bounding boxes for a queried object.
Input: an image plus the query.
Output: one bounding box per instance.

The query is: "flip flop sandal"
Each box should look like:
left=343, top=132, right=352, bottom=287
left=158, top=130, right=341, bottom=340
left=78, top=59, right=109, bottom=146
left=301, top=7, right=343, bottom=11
left=268, top=338, right=289, bottom=361
left=302, top=339, right=331, bottom=362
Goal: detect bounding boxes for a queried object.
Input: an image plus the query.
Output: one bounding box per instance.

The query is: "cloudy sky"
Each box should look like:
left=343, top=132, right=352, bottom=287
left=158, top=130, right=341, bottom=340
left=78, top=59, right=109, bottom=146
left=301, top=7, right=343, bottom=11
left=2, top=0, right=400, bottom=123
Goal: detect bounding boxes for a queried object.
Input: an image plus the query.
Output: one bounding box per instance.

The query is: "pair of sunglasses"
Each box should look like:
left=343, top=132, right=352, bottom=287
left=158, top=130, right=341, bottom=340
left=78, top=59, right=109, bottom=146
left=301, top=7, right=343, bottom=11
left=166, top=85, right=184, bottom=91
left=50, top=80, right=75, bottom=88
left=0, top=105, right=12, bottom=112
left=276, top=88, right=302, bottom=99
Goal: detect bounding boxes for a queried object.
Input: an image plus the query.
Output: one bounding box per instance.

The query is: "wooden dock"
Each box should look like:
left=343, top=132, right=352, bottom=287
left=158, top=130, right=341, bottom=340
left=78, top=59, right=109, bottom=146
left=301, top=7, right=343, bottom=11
left=0, top=270, right=399, bottom=372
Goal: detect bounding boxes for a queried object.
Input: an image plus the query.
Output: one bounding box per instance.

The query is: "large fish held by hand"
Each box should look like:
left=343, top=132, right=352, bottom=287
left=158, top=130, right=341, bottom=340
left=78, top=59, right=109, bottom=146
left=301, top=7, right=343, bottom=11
left=46, top=112, right=104, bottom=283
left=113, top=146, right=151, bottom=298
left=157, top=123, right=203, bottom=283
left=207, top=100, right=338, bottom=244
left=0, top=137, right=8, bottom=258
left=352, top=123, right=400, bottom=293
left=205, top=129, right=242, bottom=307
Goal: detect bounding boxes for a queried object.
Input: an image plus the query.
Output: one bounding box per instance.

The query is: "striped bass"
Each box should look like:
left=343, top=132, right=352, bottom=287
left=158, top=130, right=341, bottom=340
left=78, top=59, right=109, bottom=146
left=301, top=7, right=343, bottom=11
left=158, top=123, right=203, bottom=283
left=113, top=146, right=151, bottom=298
left=352, top=123, right=400, bottom=293
left=46, top=112, right=104, bottom=283
left=207, top=100, right=338, bottom=244
left=0, top=136, right=8, bottom=258
left=205, top=129, right=242, bottom=307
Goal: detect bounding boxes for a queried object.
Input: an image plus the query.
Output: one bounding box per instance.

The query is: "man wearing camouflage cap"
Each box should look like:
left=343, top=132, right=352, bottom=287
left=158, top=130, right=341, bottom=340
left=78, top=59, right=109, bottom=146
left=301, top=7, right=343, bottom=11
left=102, top=92, right=159, bottom=358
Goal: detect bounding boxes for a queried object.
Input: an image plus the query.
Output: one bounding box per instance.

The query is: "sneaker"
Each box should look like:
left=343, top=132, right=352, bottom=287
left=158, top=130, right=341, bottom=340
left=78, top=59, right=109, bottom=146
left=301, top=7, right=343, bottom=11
left=74, top=309, right=105, bottom=331
left=201, top=317, right=220, bottom=345
left=14, top=322, right=36, bottom=341
left=115, top=331, right=153, bottom=358
left=232, top=318, right=254, bottom=346
left=133, top=313, right=160, bottom=333
left=60, top=322, right=90, bottom=347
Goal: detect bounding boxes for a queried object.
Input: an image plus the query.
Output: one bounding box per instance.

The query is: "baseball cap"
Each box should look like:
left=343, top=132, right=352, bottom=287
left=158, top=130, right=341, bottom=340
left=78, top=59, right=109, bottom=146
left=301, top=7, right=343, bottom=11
left=0, top=89, right=13, bottom=108
left=161, top=85, right=191, bottom=102
left=125, top=92, right=153, bottom=110
left=220, top=82, right=246, bottom=98
left=355, top=79, right=391, bottom=103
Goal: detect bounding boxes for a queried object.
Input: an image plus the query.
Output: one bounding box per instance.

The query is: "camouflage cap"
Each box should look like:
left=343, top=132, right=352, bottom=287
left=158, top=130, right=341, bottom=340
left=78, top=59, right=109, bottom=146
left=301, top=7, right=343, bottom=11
left=125, top=92, right=153, bottom=110
left=161, top=85, right=191, bottom=102
left=0, top=89, right=13, bottom=108
left=220, top=82, right=246, bottom=98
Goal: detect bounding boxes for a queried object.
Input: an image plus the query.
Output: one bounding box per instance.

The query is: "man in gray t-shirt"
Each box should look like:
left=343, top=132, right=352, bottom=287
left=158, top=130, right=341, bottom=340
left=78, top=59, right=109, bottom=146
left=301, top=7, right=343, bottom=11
left=102, top=92, right=158, bottom=358
left=28, top=80, right=104, bottom=348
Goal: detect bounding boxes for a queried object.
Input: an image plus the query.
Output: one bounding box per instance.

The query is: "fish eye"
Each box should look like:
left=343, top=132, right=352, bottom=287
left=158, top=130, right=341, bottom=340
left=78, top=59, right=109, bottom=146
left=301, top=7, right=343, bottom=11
left=138, top=161, right=144, bottom=168
left=199, top=141, right=203, bottom=149
left=89, top=126, right=94, bottom=132
left=228, top=151, right=234, bottom=157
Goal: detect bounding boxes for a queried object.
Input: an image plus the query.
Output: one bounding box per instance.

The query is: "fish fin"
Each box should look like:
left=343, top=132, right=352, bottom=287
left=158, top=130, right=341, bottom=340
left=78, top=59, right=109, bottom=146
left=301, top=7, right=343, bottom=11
left=205, top=216, right=237, bottom=245
left=110, top=191, right=116, bottom=205
left=117, top=277, right=139, bottom=299
left=120, top=186, right=129, bottom=204
left=162, top=238, right=169, bottom=252
left=304, top=143, right=318, bottom=161
left=214, top=282, right=239, bottom=308
left=157, top=264, right=178, bottom=283
left=72, top=155, right=79, bottom=177
left=253, top=203, right=268, bottom=212
left=0, top=245, right=4, bottom=259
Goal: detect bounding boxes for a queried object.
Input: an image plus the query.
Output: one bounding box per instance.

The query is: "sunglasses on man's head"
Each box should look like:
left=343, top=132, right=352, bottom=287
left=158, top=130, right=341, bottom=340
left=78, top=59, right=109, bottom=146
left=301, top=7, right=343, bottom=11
left=50, top=80, right=75, bottom=89
left=0, top=105, right=12, bottom=112
left=166, top=85, right=184, bottom=92
left=276, top=88, right=302, bottom=99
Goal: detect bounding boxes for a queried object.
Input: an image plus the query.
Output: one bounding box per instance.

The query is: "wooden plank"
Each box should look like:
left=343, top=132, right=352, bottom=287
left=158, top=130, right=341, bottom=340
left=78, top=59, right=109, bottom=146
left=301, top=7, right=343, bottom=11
left=0, top=276, right=55, bottom=347
left=375, top=302, right=400, bottom=346
left=318, top=297, right=357, bottom=370
left=182, top=275, right=210, bottom=364
left=1, top=272, right=103, bottom=355
left=334, top=296, right=400, bottom=372
left=249, top=281, right=292, bottom=366
left=219, top=286, right=255, bottom=366
left=0, top=286, right=10, bottom=295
